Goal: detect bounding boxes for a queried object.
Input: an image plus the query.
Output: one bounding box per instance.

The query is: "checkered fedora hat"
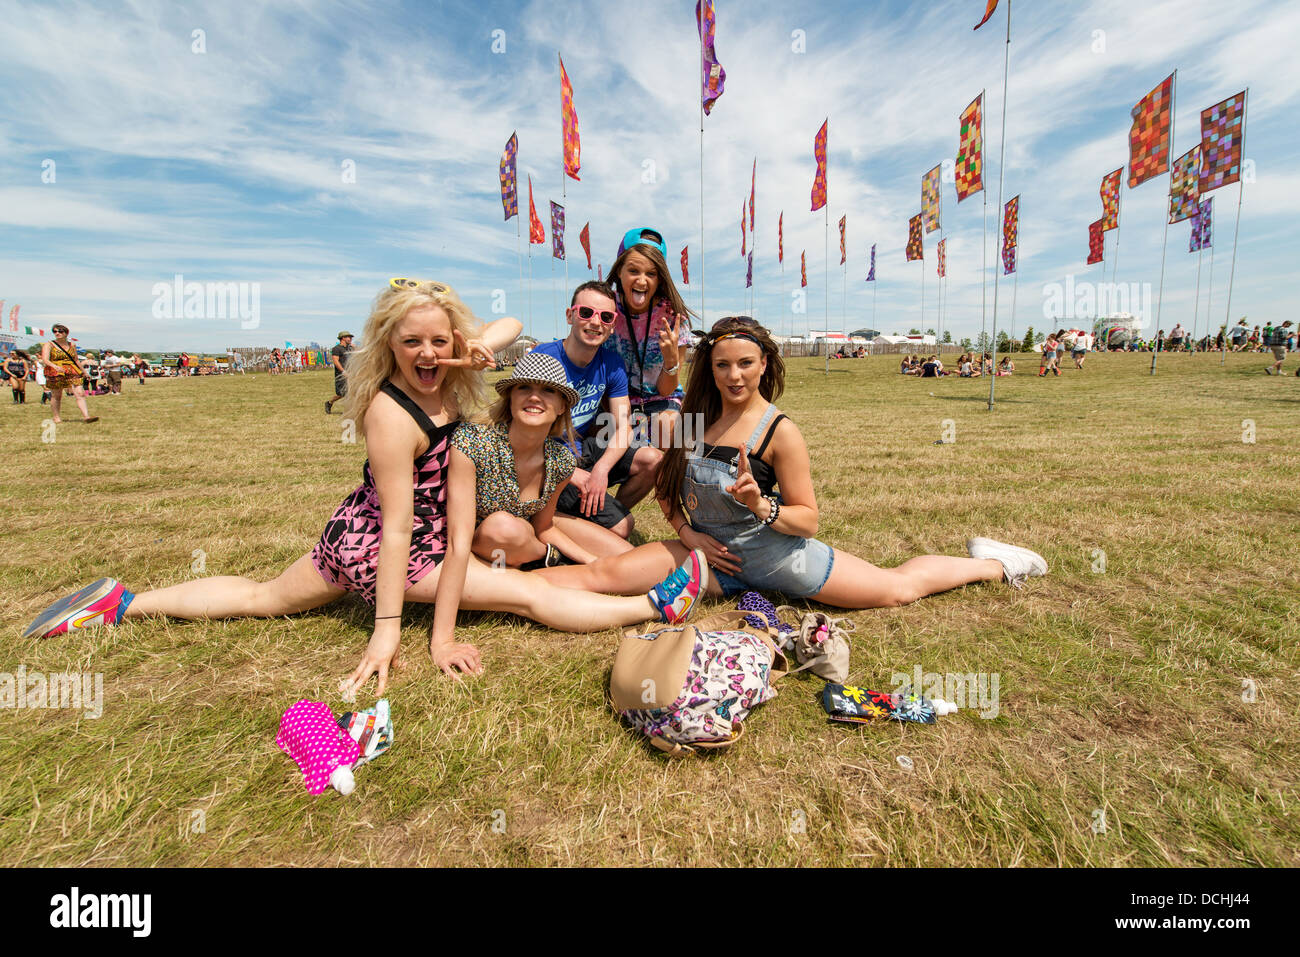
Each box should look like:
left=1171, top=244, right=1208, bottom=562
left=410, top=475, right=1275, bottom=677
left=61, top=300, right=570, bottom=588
left=494, top=351, right=579, bottom=409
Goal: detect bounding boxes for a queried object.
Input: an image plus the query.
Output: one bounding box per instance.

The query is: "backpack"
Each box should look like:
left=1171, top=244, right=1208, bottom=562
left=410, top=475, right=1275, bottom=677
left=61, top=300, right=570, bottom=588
left=610, top=611, right=788, bottom=757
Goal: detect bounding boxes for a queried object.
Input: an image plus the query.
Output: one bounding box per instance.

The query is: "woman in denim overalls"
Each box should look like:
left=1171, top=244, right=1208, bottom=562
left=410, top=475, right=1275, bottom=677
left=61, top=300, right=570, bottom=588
left=538, top=318, right=1048, bottom=607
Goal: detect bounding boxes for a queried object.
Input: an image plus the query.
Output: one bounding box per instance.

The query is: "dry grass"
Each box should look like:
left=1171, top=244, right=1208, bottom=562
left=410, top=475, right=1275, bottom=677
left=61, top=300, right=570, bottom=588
left=2, top=353, right=1297, bottom=866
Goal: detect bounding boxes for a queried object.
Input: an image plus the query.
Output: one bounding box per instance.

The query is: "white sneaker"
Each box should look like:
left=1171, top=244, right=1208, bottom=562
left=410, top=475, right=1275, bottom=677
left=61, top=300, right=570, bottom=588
left=967, top=538, right=1048, bottom=589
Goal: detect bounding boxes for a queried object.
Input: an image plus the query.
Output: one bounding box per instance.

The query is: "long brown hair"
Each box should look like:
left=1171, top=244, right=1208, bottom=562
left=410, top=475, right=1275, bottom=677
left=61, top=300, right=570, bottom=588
left=654, top=317, right=785, bottom=513
left=606, top=242, right=693, bottom=322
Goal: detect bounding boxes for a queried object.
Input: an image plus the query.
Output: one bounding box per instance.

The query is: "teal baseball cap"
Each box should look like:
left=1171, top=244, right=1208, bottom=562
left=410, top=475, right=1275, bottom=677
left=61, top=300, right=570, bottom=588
left=616, top=226, right=667, bottom=261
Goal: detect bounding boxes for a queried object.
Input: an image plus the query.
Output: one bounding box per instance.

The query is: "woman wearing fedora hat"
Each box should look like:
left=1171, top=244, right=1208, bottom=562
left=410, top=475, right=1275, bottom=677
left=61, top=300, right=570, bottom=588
left=24, top=280, right=707, bottom=695
left=451, top=352, right=600, bottom=567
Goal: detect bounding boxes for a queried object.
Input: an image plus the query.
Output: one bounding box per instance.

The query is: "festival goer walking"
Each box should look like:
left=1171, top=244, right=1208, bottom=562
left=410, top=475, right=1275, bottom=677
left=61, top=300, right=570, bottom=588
left=103, top=350, right=124, bottom=395
left=25, top=279, right=705, bottom=695
left=537, top=317, right=1047, bottom=608
left=39, top=325, right=98, bottom=423
left=6, top=350, right=30, bottom=403
left=605, top=227, right=694, bottom=451
left=1264, top=321, right=1293, bottom=376
left=325, top=331, right=353, bottom=414
left=1039, top=333, right=1060, bottom=376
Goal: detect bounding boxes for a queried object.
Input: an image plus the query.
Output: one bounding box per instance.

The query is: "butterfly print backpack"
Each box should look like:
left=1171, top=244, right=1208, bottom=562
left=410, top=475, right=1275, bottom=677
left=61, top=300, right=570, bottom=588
left=610, top=611, right=788, bottom=756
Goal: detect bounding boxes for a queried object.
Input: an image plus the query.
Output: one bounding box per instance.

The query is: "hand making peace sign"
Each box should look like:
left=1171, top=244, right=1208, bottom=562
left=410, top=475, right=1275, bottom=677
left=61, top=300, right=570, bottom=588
left=657, top=312, right=687, bottom=370
left=435, top=329, right=498, bottom=370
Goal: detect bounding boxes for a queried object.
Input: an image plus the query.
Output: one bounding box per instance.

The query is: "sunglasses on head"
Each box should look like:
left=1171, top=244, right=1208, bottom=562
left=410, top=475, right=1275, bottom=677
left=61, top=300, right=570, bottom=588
left=711, top=316, right=757, bottom=332
left=390, top=277, right=450, bottom=293
left=573, top=305, right=617, bottom=324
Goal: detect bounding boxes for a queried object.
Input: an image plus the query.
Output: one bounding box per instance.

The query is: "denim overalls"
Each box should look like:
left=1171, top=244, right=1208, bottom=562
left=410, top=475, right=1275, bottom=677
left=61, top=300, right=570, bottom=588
left=682, top=404, right=834, bottom=597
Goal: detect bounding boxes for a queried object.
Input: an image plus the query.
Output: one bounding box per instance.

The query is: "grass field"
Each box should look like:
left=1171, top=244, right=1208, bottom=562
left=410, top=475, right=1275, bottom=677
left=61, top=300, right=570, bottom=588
left=2, top=352, right=1297, bottom=867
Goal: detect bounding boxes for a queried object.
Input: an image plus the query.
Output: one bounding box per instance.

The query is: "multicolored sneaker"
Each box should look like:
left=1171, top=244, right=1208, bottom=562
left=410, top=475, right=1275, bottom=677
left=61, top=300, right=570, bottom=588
left=648, top=549, right=708, bottom=625
left=967, top=538, right=1048, bottom=589
left=22, top=578, right=134, bottom=639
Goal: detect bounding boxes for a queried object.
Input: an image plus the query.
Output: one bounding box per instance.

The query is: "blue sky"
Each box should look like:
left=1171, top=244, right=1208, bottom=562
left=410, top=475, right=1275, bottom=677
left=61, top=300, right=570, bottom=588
left=1, top=0, right=1294, bottom=351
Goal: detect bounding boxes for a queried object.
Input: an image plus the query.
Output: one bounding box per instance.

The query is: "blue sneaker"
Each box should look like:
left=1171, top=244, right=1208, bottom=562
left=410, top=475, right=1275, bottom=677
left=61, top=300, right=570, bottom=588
left=648, top=549, right=708, bottom=625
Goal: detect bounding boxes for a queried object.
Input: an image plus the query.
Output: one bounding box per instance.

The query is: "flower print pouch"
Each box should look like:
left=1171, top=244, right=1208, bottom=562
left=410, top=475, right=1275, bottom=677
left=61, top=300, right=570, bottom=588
left=822, top=683, right=936, bottom=725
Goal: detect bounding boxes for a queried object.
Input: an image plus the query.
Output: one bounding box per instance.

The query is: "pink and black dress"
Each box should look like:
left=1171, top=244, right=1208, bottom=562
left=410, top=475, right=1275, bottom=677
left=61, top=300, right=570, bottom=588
left=310, top=381, right=456, bottom=603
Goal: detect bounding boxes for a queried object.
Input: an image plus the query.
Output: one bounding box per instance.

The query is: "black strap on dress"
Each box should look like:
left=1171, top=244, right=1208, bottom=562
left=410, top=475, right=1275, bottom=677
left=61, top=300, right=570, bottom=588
left=380, top=381, right=456, bottom=444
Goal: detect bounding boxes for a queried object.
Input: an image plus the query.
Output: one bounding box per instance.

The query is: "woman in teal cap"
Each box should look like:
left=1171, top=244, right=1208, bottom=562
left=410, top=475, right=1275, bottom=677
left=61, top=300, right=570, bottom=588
left=604, top=227, right=694, bottom=451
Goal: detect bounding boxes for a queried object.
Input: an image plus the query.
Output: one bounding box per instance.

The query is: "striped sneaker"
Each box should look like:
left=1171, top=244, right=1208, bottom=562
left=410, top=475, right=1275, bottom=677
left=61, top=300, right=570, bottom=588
left=22, top=578, right=134, bottom=639
left=648, top=549, right=708, bottom=625
left=967, top=538, right=1048, bottom=589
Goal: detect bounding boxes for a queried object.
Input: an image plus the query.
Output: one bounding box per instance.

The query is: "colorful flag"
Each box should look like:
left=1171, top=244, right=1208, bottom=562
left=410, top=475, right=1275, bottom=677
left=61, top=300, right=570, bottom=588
left=550, top=202, right=565, bottom=259
left=839, top=215, right=846, bottom=265
left=0, top=302, right=5, bottom=331
left=499, top=132, right=518, bottom=221
left=696, top=0, right=727, bottom=115
left=24, top=325, right=45, bottom=337
left=937, top=238, right=947, bottom=278
left=1003, top=195, right=1019, bottom=274
left=680, top=246, right=690, bottom=284
left=746, top=250, right=753, bottom=288
left=579, top=222, right=592, bottom=269
left=866, top=244, right=876, bottom=282
left=778, top=212, right=784, bottom=263
left=1198, top=91, right=1246, bottom=194
left=597, top=264, right=603, bottom=281
left=922, top=165, right=942, bottom=232
left=1100, top=168, right=1122, bottom=231
left=560, top=57, right=581, bottom=181
left=1190, top=197, right=1213, bottom=252
left=741, top=199, right=747, bottom=256
left=10, top=305, right=20, bottom=331
left=800, top=251, right=807, bottom=288
left=749, top=158, right=756, bottom=233
left=1128, top=74, right=1174, bottom=188
left=811, top=119, right=828, bottom=212
left=956, top=95, right=983, bottom=202
left=1168, top=146, right=1201, bottom=224
left=974, top=0, right=999, bottom=30
left=1087, top=219, right=1104, bottom=265
left=528, top=177, right=545, bottom=244
left=906, top=214, right=923, bottom=261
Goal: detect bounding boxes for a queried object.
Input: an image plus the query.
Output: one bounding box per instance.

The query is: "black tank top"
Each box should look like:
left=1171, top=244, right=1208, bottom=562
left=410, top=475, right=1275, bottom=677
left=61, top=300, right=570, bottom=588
left=698, top=413, right=786, bottom=496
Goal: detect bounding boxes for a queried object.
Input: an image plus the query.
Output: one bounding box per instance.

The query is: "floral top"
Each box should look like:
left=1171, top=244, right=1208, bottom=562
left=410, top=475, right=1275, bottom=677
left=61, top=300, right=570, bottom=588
left=452, top=422, right=576, bottom=522
left=605, top=296, right=692, bottom=406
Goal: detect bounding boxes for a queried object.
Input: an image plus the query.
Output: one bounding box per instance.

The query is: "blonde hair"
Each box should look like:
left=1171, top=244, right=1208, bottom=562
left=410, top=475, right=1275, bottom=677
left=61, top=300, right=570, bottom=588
left=338, top=282, right=492, bottom=435
left=489, top=383, right=577, bottom=450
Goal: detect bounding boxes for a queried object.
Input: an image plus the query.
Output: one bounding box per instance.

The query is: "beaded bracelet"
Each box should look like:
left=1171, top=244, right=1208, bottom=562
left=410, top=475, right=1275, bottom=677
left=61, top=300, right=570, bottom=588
left=760, top=494, right=780, bottom=526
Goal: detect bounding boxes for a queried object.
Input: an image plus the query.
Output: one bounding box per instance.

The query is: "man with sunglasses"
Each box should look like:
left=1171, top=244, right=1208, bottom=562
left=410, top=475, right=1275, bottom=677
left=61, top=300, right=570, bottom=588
left=534, top=281, right=663, bottom=549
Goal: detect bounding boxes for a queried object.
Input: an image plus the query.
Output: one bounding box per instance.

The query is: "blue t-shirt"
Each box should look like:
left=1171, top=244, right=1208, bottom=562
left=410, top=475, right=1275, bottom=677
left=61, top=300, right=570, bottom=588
left=532, top=340, right=629, bottom=449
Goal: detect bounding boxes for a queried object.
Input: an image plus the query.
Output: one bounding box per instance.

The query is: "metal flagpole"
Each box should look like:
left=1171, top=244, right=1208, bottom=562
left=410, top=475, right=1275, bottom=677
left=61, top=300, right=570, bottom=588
left=980, top=87, right=988, bottom=353
left=1222, top=87, right=1249, bottom=366
left=516, top=212, right=525, bottom=340
left=824, top=206, right=830, bottom=374
left=1193, top=233, right=1204, bottom=350
left=1207, top=241, right=1218, bottom=360
left=780, top=258, right=786, bottom=338
left=1151, top=70, right=1176, bottom=375
left=699, top=29, right=706, bottom=329
left=560, top=54, right=569, bottom=301
left=527, top=238, right=534, bottom=335
left=988, top=3, right=1010, bottom=410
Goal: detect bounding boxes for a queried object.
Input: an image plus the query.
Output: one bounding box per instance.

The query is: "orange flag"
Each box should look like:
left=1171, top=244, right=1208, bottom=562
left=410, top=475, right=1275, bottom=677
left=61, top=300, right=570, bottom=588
left=560, top=57, right=581, bottom=181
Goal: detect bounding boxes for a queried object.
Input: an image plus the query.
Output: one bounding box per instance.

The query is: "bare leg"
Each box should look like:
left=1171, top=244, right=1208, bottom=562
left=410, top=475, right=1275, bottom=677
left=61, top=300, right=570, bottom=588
left=69, top=385, right=92, bottom=419
left=552, top=514, right=634, bottom=557
left=126, top=553, right=344, bottom=619
left=651, top=409, right=680, bottom=452
left=813, top=548, right=1002, bottom=609
left=403, top=558, right=660, bottom=632
left=536, top=540, right=722, bottom=598
left=50, top=387, right=63, bottom=422
left=472, top=511, right=546, bottom=566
